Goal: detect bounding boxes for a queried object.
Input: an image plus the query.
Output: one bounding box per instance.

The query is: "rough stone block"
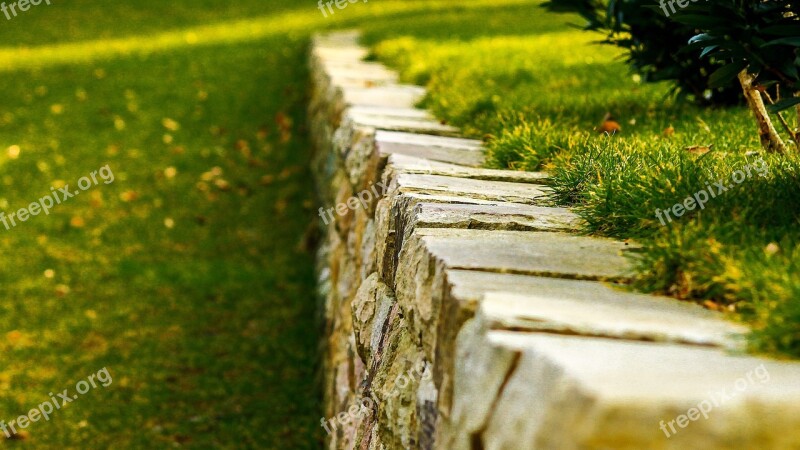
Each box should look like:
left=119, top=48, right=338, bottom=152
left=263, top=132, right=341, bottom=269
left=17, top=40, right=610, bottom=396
left=479, top=289, right=746, bottom=349
left=451, top=323, right=800, bottom=450
left=386, top=153, right=549, bottom=184
left=376, top=130, right=484, bottom=167
left=405, top=228, right=633, bottom=282
left=342, top=85, right=426, bottom=109
left=387, top=173, right=553, bottom=206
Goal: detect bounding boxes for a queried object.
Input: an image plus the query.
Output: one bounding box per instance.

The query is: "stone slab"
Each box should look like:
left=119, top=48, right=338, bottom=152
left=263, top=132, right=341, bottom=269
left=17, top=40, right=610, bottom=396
left=391, top=173, right=553, bottom=206
left=387, top=154, right=549, bottom=184
left=414, top=228, right=634, bottom=281
left=344, top=109, right=461, bottom=137
left=476, top=332, right=800, bottom=450
left=342, top=85, right=426, bottom=109
left=407, top=202, right=580, bottom=233
left=312, top=30, right=361, bottom=47
left=313, top=45, right=370, bottom=63
left=376, top=130, right=484, bottom=167
left=320, top=60, right=398, bottom=78
left=349, top=106, right=433, bottom=120
left=481, top=289, right=745, bottom=349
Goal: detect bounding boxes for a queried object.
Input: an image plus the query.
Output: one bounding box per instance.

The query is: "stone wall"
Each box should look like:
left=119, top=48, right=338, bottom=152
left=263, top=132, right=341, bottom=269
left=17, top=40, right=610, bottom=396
left=309, top=31, right=800, bottom=450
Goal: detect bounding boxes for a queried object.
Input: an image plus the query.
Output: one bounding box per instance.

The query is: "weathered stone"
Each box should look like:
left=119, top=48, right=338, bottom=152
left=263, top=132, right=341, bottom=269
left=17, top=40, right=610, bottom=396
left=349, top=105, right=434, bottom=120
left=342, top=85, right=426, bottom=109
left=386, top=173, right=553, bottom=206
left=373, top=195, right=393, bottom=277
left=404, top=202, right=580, bottom=233
left=405, top=228, right=634, bottom=282
left=376, top=130, right=484, bottom=167
left=312, top=30, right=361, bottom=48
left=454, top=326, right=800, bottom=450
left=441, top=317, right=518, bottom=450
left=312, top=45, right=369, bottom=63
left=333, top=121, right=379, bottom=191
left=386, top=153, right=549, bottom=184
left=320, top=61, right=398, bottom=80
left=442, top=269, right=746, bottom=341
left=352, top=273, right=396, bottom=364
left=387, top=230, right=634, bottom=419
left=373, top=196, right=582, bottom=284
left=360, top=216, right=378, bottom=281
left=344, top=110, right=462, bottom=137
left=479, top=289, right=746, bottom=349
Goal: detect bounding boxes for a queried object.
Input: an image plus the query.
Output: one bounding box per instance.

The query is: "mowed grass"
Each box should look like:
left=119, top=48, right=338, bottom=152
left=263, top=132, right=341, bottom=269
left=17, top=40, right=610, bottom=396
left=371, top=1, right=800, bottom=357
left=0, top=0, right=582, bottom=448
left=0, top=2, right=324, bottom=449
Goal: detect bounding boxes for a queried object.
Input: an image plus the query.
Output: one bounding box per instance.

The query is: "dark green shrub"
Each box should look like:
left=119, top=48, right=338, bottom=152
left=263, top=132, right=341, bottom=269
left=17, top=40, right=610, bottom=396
left=679, top=0, right=800, bottom=152
left=541, top=0, right=743, bottom=106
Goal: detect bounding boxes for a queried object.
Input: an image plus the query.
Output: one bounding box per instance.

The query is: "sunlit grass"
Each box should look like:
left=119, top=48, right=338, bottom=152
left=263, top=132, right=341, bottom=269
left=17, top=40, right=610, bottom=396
left=0, top=0, right=577, bottom=448
left=371, top=1, right=800, bottom=358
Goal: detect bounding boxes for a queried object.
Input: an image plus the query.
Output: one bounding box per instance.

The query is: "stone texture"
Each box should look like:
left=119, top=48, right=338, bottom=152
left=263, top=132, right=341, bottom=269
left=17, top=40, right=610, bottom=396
left=386, top=153, right=549, bottom=184
left=480, top=289, right=746, bottom=349
left=404, top=229, right=634, bottom=281
left=344, top=110, right=461, bottom=137
left=349, top=105, right=435, bottom=120
left=341, top=85, right=426, bottom=109
left=376, top=130, right=484, bottom=167
left=452, top=322, right=800, bottom=450
left=309, top=30, right=800, bottom=450
left=404, top=202, right=579, bottom=232
left=386, top=173, right=554, bottom=206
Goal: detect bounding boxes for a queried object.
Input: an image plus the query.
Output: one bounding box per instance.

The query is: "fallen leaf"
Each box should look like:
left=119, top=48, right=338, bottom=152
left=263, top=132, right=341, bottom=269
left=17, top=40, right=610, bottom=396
left=162, top=118, right=180, bottom=131
left=685, top=144, right=713, bottom=155
left=120, top=191, right=139, bottom=202
left=55, top=284, right=70, bottom=297
left=70, top=216, right=86, bottom=228
left=6, top=145, right=20, bottom=159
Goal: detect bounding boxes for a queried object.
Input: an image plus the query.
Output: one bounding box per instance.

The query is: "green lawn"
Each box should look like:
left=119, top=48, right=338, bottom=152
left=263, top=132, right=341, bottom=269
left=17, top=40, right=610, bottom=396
left=0, top=2, right=324, bottom=449
left=0, top=0, right=578, bottom=448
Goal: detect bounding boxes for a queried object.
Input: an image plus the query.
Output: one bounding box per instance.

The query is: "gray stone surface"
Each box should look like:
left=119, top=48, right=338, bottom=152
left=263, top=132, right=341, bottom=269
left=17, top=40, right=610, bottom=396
left=387, top=153, right=549, bottom=184
left=341, top=85, right=426, bottom=109
left=389, top=173, right=553, bottom=206
left=349, top=105, right=434, bottom=120
left=480, top=289, right=746, bottom=349
left=344, top=110, right=461, bottom=137
left=376, top=130, right=485, bottom=167
left=320, top=61, right=398, bottom=80
left=444, top=269, right=738, bottom=325
left=411, top=228, right=634, bottom=281
left=405, top=202, right=580, bottom=233
left=312, top=45, right=369, bottom=63
left=464, top=330, right=800, bottom=450
left=312, top=30, right=361, bottom=47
